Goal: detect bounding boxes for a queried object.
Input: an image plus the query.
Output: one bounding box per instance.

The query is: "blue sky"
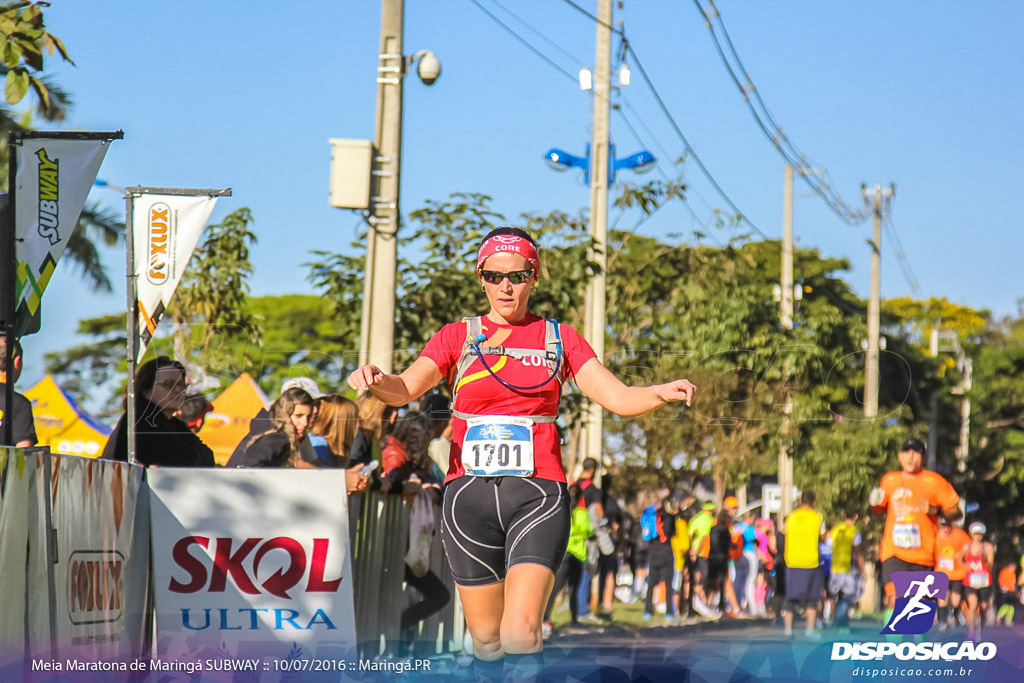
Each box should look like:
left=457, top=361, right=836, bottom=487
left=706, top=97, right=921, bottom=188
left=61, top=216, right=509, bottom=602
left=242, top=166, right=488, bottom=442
left=20, top=0, right=1024, bottom=394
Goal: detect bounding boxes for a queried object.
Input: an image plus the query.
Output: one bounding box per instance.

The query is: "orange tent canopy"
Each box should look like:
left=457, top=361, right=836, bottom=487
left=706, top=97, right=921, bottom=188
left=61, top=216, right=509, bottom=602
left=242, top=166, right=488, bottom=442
left=197, top=373, right=270, bottom=465
left=25, top=375, right=112, bottom=458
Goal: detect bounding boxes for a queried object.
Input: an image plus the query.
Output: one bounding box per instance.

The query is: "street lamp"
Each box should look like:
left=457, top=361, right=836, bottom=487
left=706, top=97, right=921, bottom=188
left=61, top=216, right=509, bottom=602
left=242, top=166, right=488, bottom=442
left=543, top=144, right=655, bottom=184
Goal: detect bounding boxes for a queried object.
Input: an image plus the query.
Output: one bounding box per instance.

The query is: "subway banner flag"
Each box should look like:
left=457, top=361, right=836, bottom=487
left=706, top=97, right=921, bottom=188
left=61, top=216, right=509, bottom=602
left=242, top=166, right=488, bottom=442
left=14, top=138, right=111, bottom=336
left=132, top=194, right=217, bottom=360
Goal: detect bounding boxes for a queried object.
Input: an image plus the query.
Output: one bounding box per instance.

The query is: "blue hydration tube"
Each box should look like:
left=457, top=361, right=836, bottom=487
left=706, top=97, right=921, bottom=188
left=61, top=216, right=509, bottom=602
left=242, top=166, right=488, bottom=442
left=469, top=323, right=563, bottom=393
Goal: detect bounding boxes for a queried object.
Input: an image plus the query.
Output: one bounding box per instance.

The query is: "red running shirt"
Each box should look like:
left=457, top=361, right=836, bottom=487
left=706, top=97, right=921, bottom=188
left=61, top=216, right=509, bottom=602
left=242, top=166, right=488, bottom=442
left=420, top=313, right=596, bottom=484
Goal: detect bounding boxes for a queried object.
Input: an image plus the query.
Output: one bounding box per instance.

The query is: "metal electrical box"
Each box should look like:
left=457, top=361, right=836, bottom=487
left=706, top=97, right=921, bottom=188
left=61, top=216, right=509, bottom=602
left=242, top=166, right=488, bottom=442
left=329, top=138, right=373, bottom=210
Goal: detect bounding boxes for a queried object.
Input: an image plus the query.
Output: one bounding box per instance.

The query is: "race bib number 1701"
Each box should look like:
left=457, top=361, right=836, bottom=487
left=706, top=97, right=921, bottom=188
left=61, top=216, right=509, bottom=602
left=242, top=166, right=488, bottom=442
left=462, top=416, right=535, bottom=477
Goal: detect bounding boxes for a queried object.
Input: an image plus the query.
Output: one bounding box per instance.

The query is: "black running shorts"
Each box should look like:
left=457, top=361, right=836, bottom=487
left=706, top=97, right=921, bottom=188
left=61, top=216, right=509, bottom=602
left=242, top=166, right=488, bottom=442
left=441, top=476, right=570, bottom=587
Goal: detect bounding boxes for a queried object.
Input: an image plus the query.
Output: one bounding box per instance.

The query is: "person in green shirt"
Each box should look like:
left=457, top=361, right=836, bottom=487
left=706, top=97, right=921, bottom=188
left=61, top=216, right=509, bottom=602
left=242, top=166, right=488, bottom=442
left=828, top=506, right=865, bottom=633
left=542, top=484, right=593, bottom=634
left=688, top=501, right=717, bottom=616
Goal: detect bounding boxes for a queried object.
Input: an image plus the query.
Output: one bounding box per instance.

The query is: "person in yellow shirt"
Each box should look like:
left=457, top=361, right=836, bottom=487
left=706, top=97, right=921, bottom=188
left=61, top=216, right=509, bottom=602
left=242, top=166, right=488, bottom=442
left=828, top=507, right=865, bottom=634
left=784, top=490, right=826, bottom=639
left=688, top=501, right=716, bottom=616
left=671, top=504, right=691, bottom=618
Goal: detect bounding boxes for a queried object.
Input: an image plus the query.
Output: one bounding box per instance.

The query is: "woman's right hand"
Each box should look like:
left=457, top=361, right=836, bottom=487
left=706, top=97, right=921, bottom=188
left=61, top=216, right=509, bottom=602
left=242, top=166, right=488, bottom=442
left=347, top=365, right=385, bottom=392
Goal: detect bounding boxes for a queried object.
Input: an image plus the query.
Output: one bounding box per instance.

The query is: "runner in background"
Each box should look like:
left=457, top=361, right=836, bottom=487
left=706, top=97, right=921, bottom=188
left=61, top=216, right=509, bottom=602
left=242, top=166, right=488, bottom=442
left=644, top=495, right=679, bottom=623
left=688, top=501, right=716, bottom=617
left=828, top=507, right=864, bottom=634
left=934, top=518, right=971, bottom=630
left=959, top=522, right=995, bottom=642
left=996, top=561, right=1018, bottom=627
left=868, top=437, right=961, bottom=628
left=671, top=499, right=692, bottom=618
left=783, top=490, right=826, bottom=640
left=733, top=508, right=759, bottom=615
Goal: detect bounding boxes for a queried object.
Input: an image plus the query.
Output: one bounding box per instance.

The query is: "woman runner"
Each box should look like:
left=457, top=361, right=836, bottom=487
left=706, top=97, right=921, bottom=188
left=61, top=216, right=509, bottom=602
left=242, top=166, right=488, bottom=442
left=348, top=226, right=696, bottom=679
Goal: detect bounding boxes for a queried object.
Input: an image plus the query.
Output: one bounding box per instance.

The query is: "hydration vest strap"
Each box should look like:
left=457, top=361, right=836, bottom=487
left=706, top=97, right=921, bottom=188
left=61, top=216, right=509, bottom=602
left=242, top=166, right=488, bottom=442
left=450, top=316, right=565, bottom=399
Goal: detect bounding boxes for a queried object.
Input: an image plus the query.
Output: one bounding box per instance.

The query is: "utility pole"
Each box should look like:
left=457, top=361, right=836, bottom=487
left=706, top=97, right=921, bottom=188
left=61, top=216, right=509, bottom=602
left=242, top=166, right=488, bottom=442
left=953, top=354, right=973, bottom=473
left=583, top=0, right=612, bottom=468
left=778, top=163, right=794, bottom=524
left=862, top=184, right=893, bottom=418
left=361, top=0, right=404, bottom=374
left=927, top=322, right=940, bottom=470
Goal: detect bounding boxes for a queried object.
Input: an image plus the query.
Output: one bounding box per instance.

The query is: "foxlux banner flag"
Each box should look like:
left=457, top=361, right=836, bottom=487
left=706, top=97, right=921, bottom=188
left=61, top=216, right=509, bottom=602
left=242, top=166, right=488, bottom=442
left=14, top=139, right=110, bottom=334
left=132, top=194, right=217, bottom=360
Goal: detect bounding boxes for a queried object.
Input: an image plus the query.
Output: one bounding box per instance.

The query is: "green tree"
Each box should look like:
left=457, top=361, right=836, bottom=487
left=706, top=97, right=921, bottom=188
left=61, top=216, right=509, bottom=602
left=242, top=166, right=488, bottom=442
left=1, top=3, right=127, bottom=295
left=44, top=294, right=350, bottom=414
left=0, top=1, right=73, bottom=123
left=169, top=207, right=261, bottom=363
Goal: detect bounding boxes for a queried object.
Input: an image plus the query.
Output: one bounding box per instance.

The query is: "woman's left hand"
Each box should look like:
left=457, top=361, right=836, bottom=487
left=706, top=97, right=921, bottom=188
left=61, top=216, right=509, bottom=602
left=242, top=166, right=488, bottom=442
left=654, top=379, right=697, bottom=406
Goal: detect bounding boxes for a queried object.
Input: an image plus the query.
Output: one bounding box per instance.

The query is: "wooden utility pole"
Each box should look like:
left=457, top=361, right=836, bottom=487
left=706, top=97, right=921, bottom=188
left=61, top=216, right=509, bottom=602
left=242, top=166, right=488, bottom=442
left=583, top=0, right=612, bottom=468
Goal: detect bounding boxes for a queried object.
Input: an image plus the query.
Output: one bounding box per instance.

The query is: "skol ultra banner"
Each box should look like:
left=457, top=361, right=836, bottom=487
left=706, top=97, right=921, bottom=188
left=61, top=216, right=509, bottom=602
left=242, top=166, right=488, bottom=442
left=131, top=194, right=217, bottom=359
left=14, top=139, right=111, bottom=335
left=148, top=468, right=357, bottom=668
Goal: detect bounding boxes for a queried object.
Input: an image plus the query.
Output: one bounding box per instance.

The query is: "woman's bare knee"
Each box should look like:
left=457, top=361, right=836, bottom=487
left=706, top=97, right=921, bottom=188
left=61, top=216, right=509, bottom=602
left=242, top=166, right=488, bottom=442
left=500, top=614, right=543, bottom=653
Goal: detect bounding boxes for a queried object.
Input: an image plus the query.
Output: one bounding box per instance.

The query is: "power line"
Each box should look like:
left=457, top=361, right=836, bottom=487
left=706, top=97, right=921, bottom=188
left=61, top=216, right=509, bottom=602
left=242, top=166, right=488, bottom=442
left=475, top=0, right=756, bottom=246
left=882, top=214, right=923, bottom=298
left=560, top=0, right=770, bottom=240
left=483, top=0, right=584, bottom=68
left=467, top=0, right=579, bottom=83
left=692, top=0, right=873, bottom=226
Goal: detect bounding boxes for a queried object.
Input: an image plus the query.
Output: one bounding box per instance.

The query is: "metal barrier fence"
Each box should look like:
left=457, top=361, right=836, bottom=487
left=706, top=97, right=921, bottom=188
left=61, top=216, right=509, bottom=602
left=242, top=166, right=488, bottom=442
left=347, top=492, right=464, bottom=657
left=0, top=450, right=463, bottom=663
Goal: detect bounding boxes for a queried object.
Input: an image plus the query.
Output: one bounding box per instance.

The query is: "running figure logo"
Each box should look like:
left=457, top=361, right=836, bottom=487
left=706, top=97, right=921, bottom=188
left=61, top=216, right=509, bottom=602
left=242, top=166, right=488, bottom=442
left=882, top=571, right=949, bottom=635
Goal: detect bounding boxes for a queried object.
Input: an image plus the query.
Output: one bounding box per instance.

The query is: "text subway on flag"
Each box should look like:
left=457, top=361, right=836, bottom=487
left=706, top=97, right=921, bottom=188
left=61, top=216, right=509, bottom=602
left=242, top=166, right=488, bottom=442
left=14, top=139, right=111, bottom=335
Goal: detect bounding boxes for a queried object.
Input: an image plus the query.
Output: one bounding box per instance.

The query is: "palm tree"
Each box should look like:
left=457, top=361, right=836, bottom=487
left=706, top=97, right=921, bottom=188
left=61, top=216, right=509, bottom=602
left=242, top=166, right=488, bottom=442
left=1, top=9, right=126, bottom=294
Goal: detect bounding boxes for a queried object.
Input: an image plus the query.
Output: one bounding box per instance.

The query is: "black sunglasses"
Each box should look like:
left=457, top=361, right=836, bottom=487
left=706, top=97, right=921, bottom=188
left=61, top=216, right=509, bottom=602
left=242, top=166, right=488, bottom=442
left=479, top=269, right=534, bottom=285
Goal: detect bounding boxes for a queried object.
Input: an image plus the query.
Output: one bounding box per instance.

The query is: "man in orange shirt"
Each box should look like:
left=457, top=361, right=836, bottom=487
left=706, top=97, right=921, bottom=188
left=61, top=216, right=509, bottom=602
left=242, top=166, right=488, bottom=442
left=869, top=438, right=962, bottom=621
left=934, top=518, right=970, bottom=630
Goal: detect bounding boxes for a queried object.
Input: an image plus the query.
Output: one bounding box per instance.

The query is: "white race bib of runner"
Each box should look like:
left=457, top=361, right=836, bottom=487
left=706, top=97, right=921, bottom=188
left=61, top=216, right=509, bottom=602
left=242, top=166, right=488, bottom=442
left=462, top=416, right=535, bottom=477
left=937, top=557, right=954, bottom=572
left=968, top=572, right=990, bottom=589
left=892, top=522, right=921, bottom=549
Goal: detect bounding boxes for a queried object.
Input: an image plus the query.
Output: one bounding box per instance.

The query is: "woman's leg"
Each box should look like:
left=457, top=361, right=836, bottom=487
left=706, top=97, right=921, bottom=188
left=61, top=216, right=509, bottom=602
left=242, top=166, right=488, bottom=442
left=457, top=582, right=506, bottom=661
left=965, top=592, right=978, bottom=634
left=501, top=563, right=556, bottom=654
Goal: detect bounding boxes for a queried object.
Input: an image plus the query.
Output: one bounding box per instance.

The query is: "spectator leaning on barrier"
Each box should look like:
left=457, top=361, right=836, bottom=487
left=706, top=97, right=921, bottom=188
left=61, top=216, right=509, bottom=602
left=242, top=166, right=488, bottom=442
left=350, top=391, right=399, bottom=468
left=309, top=394, right=368, bottom=494
left=380, top=409, right=449, bottom=657
left=420, top=392, right=453, bottom=476
left=103, top=356, right=215, bottom=467
left=226, top=387, right=316, bottom=468
left=0, top=337, right=36, bottom=447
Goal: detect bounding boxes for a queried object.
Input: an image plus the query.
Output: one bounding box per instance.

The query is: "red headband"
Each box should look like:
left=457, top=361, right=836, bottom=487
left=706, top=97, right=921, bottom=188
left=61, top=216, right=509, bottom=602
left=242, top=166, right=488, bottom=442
left=477, top=234, right=540, bottom=272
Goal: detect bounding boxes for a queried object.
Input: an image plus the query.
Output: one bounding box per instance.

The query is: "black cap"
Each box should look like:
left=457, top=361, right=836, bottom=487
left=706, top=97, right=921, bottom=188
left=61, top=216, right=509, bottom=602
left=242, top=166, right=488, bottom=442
left=581, top=457, right=599, bottom=471
left=901, top=438, right=927, bottom=455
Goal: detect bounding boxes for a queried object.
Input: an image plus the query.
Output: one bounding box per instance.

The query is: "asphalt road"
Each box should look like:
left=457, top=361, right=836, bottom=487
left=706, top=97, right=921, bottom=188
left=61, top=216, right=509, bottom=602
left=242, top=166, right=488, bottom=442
left=353, top=616, right=1024, bottom=683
